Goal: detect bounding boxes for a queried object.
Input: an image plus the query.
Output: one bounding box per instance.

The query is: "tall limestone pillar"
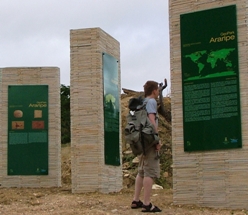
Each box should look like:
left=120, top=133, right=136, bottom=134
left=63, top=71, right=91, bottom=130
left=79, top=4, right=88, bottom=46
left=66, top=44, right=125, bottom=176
left=0, top=67, right=61, bottom=187
left=170, top=0, right=248, bottom=209
left=70, top=28, right=122, bottom=193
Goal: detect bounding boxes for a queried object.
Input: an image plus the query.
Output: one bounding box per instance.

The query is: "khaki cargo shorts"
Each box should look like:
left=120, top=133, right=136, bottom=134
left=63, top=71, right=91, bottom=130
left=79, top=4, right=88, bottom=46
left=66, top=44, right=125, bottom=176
left=138, top=148, right=160, bottom=179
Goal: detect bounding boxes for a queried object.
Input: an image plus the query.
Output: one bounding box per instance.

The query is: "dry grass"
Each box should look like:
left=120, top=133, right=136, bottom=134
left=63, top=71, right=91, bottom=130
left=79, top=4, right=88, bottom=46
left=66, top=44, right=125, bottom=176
left=61, top=143, right=71, bottom=186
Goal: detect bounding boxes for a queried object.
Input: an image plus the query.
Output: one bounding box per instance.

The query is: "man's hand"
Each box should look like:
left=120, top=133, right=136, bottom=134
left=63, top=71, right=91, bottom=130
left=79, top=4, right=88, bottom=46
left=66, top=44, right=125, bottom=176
left=156, top=140, right=162, bottom=151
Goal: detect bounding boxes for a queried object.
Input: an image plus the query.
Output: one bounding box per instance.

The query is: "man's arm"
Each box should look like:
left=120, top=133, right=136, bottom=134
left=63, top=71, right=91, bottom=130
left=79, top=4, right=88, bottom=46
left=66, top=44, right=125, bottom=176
left=148, top=113, right=162, bottom=150
left=148, top=113, right=158, bottom=133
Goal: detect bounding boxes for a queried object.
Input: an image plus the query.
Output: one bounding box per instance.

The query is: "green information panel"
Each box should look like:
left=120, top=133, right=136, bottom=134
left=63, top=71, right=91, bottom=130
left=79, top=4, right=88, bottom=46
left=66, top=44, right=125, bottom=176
left=8, top=85, right=48, bottom=175
left=180, top=5, right=242, bottom=151
left=103, top=53, right=120, bottom=166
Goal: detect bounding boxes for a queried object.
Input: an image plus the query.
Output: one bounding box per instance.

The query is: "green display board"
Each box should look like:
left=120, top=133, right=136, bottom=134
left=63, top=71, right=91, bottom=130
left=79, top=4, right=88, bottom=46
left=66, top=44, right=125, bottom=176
left=180, top=5, right=242, bottom=151
left=103, top=53, right=120, bottom=166
left=8, top=85, right=48, bottom=175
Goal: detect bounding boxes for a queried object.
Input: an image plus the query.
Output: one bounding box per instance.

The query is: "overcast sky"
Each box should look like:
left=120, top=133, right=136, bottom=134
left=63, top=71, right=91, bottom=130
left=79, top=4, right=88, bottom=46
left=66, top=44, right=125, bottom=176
left=0, top=0, right=170, bottom=95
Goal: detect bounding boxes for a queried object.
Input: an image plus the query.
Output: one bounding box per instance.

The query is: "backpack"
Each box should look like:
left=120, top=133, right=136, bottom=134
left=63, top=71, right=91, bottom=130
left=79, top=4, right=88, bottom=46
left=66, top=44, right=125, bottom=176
left=125, top=96, right=159, bottom=156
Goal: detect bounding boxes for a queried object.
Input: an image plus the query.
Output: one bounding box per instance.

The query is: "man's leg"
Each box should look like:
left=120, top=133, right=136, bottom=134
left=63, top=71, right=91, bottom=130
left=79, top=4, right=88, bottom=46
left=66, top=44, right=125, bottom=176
left=143, top=176, right=153, bottom=205
left=133, top=174, right=143, bottom=201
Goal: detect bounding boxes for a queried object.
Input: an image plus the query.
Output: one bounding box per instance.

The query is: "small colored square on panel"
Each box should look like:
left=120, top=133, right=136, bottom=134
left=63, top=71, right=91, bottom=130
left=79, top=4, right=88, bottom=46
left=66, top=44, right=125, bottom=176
left=32, top=121, right=44, bottom=129
left=34, top=110, right=42, bottom=118
left=12, top=121, right=24, bottom=129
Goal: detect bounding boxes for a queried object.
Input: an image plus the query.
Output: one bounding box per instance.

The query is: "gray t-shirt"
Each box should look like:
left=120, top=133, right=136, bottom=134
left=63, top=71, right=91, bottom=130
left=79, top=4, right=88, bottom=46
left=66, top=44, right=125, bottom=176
left=144, top=98, right=158, bottom=126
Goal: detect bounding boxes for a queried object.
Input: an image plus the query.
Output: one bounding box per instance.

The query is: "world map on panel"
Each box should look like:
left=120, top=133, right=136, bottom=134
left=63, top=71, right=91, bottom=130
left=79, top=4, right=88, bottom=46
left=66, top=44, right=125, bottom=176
left=183, top=48, right=236, bottom=80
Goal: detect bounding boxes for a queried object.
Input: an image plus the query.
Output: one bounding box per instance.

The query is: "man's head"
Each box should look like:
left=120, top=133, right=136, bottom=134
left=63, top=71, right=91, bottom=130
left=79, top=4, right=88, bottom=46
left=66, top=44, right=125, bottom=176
left=143, top=80, right=159, bottom=98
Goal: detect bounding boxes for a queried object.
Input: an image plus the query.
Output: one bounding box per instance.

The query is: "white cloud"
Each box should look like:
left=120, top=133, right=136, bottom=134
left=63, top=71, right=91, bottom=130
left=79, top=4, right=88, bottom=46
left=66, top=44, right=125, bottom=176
left=0, top=0, right=170, bottom=94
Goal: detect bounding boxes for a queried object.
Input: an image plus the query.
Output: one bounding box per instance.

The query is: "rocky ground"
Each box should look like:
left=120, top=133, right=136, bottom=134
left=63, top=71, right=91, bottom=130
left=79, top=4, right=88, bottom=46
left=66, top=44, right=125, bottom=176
left=0, top=91, right=247, bottom=214
left=0, top=143, right=247, bottom=214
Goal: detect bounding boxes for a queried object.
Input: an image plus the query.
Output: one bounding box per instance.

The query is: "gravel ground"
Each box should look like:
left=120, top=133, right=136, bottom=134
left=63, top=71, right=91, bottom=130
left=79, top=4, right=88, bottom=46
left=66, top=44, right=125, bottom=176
left=0, top=186, right=247, bottom=215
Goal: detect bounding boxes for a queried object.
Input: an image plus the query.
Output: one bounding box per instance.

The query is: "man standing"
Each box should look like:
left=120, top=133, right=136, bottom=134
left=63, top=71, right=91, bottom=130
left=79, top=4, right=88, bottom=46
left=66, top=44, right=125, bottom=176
left=131, top=80, right=162, bottom=213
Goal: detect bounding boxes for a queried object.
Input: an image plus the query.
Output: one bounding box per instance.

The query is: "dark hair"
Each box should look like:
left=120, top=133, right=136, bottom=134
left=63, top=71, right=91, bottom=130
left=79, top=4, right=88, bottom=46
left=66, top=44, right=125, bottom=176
left=143, top=81, right=158, bottom=97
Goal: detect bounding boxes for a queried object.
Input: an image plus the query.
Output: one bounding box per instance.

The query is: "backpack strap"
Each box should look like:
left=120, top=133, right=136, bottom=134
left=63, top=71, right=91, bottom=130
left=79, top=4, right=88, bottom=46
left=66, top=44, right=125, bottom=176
left=139, top=124, right=146, bottom=156
left=140, top=99, right=151, bottom=156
